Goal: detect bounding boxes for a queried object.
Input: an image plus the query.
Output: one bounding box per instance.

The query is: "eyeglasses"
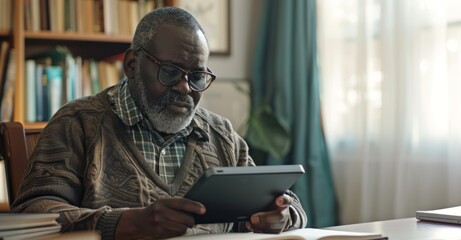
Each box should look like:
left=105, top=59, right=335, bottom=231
left=136, top=47, right=216, bottom=92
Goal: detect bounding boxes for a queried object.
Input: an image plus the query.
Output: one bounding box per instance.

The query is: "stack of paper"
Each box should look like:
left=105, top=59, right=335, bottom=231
left=0, top=213, right=61, bottom=240
left=416, top=206, right=461, bottom=224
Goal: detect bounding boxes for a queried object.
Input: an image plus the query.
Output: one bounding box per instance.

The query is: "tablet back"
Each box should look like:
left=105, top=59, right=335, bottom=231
left=184, top=165, right=305, bottom=224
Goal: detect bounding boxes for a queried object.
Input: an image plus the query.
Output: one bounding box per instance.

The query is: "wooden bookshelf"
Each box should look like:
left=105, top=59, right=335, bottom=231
left=7, top=0, right=173, bottom=124
left=24, top=32, right=132, bottom=43
left=3, top=0, right=178, bottom=124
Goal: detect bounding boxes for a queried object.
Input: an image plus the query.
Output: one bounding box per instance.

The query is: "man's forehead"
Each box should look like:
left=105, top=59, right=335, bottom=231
left=148, top=25, right=208, bottom=54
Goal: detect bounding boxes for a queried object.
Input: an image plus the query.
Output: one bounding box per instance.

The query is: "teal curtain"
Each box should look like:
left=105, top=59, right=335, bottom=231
left=250, top=0, right=338, bottom=227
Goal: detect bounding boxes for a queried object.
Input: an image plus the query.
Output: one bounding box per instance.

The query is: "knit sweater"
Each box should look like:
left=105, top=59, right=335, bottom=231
left=11, top=85, right=307, bottom=239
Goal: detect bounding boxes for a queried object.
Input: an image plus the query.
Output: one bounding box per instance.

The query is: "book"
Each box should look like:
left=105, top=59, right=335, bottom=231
left=168, top=228, right=386, bottom=240
left=39, top=0, right=50, bottom=31
left=40, top=231, right=100, bottom=240
left=30, top=0, right=40, bottom=32
left=25, top=59, right=37, bottom=122
left=34, top=57, right=52, bottom=121
left=0, top=158, right=8, bottom=209
left=0, top=49, right=16, bottom=122
left=76, top=0, right=85, bottom=33
left=23, top=0, right=32, bottom=31
left=0, top=213, right=60, bottom=231
left=81, top=59, right=92, bottom=96
left=48, top=0, right=58, bottom=32
left=68, top=0, right=78, bottom=32
left=0, top=0, right=12, bottom=31
left=74, top=57, right=83, bottom=99
left=416, top=206, right=461, bottom=224
left=65, top=53, right=77, bottom=102
left=89, top=59, right=100, bottom=95
left=35, top=64, right=46, bottom=122
left=0, top=41, right=10, bottom=101
left=0, top=225, right=61, bottom=240
left=46, top=66, right=63, bottom=119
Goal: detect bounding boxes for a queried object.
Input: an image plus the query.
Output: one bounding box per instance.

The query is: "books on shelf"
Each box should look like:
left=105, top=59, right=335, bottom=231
left=0, top=213, right=61, bottom=240
left=169, top=228, right=386, bottom=240
left=23, top=0, right=176, bottom=35
left=24, top=46, right=124, bottom=122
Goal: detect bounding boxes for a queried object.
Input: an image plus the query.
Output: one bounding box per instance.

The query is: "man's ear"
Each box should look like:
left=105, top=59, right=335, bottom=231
left=123, top=48, right=137, bottom=79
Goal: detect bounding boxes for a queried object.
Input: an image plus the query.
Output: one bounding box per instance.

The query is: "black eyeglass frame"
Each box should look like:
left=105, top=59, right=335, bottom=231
left=136, top=47, right=216, bottom=92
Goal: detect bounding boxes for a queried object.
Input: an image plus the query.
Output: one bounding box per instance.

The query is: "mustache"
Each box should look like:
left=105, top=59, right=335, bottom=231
left=156, top=88, right=194, bottom=109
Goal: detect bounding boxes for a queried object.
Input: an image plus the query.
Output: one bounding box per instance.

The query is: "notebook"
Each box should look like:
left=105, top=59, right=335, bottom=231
left=168, top=228, right=386, bottom=240
left=416, top=206, right=461, bottom=224
left=184, top=165, right=305, bottom=224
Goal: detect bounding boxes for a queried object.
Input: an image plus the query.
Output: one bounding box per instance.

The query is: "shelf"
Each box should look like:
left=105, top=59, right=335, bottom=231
left=24, top=31, right=132, bottom=43
left=0, top=30, right=11, bottom=37
left=24, top=35, right=131, bottom=60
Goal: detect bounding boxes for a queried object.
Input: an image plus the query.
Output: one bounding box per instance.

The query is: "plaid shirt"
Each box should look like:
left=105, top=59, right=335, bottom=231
left=108, top=78, right=193, bottom=183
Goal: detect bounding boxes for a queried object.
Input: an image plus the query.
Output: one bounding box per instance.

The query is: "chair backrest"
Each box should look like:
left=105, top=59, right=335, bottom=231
left=0, top=122, right=43, bottom=206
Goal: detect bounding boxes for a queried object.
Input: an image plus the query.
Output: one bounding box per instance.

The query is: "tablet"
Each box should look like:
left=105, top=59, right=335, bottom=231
left=184, top=164, right=305, bottom=224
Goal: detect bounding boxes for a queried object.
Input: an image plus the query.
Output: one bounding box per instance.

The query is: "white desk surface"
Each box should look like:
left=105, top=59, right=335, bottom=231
left=326, top=217, right=461, bottom=240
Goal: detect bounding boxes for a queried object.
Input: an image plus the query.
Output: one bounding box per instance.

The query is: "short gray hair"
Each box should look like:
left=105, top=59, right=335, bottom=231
left=131, top=7, right=205, bottom=49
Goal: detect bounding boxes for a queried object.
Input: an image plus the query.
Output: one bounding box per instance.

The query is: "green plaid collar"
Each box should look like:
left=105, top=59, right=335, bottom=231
left=109, top=78, right=144, bottom=127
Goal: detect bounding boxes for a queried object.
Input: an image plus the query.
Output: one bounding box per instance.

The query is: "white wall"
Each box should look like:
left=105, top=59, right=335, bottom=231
left=207, top=0, right=263, bottom=80
left=201, top=0, right=263, bottom=133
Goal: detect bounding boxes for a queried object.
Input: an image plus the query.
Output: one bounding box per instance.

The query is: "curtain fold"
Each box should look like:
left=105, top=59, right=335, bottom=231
left=251, top=0, right=338, bottom=227
left=318, top=0, right=461, bottom=224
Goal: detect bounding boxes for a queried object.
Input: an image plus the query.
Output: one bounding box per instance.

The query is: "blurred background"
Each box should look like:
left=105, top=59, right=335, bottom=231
left=205, top=0, right=461, bottom=227
left=1, top=0, right=461, bottom=228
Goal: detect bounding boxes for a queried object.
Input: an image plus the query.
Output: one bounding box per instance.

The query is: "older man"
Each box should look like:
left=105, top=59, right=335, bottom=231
left=12, top=7, right=307, bottom=240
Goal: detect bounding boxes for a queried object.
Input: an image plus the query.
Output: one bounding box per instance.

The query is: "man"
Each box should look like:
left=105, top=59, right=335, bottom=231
left=12, top=7, right=307, bottom=239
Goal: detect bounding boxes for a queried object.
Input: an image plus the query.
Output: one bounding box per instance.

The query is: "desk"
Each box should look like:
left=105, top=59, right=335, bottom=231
left=326, top=217, right=461, bottom=240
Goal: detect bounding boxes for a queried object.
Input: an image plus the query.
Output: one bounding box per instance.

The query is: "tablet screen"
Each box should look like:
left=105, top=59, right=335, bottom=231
left=184, top=165, right=305, bottom=224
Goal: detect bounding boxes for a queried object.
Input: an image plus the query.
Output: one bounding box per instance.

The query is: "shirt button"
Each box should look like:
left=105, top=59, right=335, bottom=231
left=161, top=149, right=166, bottom=155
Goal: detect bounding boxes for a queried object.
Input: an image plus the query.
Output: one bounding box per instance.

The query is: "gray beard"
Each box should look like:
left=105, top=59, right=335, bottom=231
left=132, top=74, right=197, bottom=134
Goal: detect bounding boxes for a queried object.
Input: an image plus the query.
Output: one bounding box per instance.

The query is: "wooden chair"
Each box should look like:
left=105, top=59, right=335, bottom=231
left=0, top=122, right=43, bottom=209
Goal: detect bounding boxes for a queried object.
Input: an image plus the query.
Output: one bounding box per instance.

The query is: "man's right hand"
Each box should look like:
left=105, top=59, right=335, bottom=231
left=115, top=198, right=206, bottom=240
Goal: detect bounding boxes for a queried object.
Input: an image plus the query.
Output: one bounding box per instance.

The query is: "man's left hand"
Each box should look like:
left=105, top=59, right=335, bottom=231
left=245, top=194, right=292, bottom=233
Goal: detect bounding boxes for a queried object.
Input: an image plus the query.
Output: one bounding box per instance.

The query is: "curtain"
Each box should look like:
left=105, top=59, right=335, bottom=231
left=318, top=0, right=461, bottom=224
left=251, top=0, right=338, bottom=227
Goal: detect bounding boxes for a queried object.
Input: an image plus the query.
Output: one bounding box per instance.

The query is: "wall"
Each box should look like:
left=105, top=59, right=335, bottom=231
left=200, top=0, right=263, bottom=134
left=208, top=0, right=263, bottom=80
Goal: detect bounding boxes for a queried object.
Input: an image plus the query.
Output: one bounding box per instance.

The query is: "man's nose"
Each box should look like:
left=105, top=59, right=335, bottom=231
left=172, top=75, right=192, bottom=94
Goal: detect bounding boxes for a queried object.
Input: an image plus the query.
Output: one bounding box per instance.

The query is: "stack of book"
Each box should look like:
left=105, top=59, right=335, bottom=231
left=0, top=213, right=61, bottom=240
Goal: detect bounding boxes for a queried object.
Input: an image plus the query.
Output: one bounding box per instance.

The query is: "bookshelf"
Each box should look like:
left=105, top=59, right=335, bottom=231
left=4, top=0, right=172, bottom=128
